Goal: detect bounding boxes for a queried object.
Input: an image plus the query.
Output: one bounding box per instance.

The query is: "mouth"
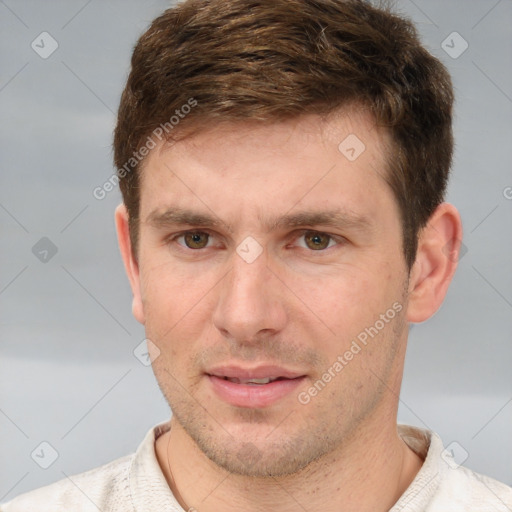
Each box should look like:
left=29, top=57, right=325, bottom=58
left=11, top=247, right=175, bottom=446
left=205, top=365, right=307, bottom=408
left=216, top=376, right=294, bottom=385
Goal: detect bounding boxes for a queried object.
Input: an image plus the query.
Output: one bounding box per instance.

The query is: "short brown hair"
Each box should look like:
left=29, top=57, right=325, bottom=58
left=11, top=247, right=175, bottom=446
left=113, top=0, right=454, bottom=269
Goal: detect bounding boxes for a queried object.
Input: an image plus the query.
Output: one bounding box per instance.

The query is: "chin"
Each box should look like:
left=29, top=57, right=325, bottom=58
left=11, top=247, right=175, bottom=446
left=190, top=424, right=335, bottom=478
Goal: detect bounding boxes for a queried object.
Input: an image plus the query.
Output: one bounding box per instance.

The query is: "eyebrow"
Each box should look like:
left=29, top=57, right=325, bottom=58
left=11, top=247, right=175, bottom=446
left=146, top=207, right=372, bottom=233
left=146, top=207, right=226, bottom=229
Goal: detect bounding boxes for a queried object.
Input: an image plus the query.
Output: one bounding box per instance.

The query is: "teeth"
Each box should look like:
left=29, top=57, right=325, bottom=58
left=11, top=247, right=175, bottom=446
left=224, top=377, right=279, bottom=385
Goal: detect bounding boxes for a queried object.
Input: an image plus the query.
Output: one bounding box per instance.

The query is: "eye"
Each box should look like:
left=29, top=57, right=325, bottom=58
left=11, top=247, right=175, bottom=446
left=174, top=231, right=212, bottom=249
left=296, top=230, right=338, bottom=251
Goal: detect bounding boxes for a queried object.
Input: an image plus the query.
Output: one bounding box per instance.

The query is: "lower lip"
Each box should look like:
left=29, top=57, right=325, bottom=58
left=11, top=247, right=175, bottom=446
left=207, top=375, right=306, bottom=408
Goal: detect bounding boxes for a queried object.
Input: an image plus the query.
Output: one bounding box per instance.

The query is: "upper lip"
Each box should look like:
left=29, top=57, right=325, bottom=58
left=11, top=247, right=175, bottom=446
left=206, top=365, right=306, bottom=380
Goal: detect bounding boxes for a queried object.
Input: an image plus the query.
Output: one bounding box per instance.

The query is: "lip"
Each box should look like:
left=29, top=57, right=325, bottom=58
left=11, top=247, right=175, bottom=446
left=207, top=365, right=305, bottom=380
left=206, top=365, right=307, bottom=408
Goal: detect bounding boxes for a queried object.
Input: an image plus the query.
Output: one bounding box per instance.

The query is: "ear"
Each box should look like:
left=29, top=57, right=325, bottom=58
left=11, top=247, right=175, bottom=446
left=115, top=204, right=145, bottom=324
left=406, top=203, right=463, bottom=323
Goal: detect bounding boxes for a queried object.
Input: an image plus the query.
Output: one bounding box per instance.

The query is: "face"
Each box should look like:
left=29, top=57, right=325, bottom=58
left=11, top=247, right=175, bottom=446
left=126, top=110, right=412, bottom=477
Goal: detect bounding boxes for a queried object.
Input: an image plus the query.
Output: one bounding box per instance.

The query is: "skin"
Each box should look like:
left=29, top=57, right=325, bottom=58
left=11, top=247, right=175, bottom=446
left=116, top=108, right=462, bottom=512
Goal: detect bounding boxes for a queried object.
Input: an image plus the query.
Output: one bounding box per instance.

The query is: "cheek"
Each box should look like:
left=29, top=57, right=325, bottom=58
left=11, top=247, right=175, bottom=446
left=290, top=269, right=380, bottom=330
left=141, top=257, right=213, bottom=312
left=291, top=266, right=404, bottom=361
left=139, top=260, right=222, bottom=357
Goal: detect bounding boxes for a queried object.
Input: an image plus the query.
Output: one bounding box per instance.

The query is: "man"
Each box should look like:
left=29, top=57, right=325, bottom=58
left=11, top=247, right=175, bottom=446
left=2, top=0, right=511, bottom=510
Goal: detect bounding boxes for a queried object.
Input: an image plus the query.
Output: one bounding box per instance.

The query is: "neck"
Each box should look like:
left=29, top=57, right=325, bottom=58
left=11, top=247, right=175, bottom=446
left=156, top=414, right=423, bottom=512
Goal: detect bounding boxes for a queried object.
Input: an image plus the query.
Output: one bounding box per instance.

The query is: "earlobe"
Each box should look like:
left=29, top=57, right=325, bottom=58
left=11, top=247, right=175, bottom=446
left=406, top=203, right=463, bottom=323
left=115, top=204, right=145, bottom=325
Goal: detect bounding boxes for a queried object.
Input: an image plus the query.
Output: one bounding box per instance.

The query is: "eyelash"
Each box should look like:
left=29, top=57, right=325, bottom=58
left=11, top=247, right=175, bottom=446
left=166, top=229, right=345, bottom=253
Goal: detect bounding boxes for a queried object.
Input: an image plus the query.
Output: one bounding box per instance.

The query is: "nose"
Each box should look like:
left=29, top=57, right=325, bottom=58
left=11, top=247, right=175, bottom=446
left=212, top=246, right=288, bottom=344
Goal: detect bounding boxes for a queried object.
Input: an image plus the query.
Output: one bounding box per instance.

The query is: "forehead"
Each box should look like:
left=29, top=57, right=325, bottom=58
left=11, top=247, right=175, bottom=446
left=152, top=108, right=386, bottom=170
left=138, top=109, right=395, bottom=228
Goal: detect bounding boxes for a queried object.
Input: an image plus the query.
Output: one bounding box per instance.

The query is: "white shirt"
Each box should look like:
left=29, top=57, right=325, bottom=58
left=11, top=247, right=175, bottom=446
left=1, top=422, right=511, bottom=511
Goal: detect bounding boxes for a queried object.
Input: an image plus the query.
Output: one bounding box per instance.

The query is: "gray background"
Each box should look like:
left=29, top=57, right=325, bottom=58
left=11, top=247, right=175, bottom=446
left=1, top=0, right=511, bottom=501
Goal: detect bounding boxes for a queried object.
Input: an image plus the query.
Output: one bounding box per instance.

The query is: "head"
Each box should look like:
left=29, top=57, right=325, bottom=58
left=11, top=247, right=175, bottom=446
left=114, top=0, right=462, bottom=477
